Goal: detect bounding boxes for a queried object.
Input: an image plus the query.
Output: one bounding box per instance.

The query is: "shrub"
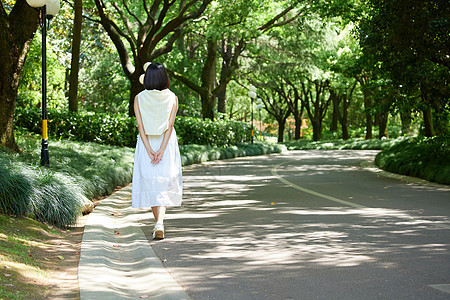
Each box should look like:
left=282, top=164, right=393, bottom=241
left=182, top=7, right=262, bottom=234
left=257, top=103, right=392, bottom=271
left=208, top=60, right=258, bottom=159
left=179, top=142, right=286, bottom=166
left=283, top=138, right=404, bottom=150
left=375, top=135, right=450, bottom=185
left=14, top=107, right=252, bottom=147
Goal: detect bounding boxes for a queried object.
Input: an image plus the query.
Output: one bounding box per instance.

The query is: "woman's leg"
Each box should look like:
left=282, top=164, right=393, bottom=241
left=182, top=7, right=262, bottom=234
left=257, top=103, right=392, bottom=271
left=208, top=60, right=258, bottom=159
left=151, top=206, right=166, bottom=239
left=151, top=206, right=166, bottom=224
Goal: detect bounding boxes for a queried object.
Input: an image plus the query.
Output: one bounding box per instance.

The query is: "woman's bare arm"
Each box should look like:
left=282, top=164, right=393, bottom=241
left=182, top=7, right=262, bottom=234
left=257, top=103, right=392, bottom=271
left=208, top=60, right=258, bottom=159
left=134, top=95, right=156, bottom=161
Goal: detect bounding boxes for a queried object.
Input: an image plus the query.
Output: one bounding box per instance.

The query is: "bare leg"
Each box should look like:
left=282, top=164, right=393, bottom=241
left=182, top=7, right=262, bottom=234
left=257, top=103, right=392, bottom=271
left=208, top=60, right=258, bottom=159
left=151, top=206, right=166, bottom=240
left=151, top=206, right=166, bottom=224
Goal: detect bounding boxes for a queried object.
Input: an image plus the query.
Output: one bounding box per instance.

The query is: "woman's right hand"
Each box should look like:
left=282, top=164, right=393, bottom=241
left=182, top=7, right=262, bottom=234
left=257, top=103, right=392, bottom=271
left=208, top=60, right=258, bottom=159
left=147, top=148, right=156, bottom=162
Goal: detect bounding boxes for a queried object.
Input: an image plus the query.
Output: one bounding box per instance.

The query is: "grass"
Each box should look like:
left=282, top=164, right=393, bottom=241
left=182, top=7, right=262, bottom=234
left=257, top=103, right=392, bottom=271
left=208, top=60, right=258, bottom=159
left=0, top=214, right=64, bottom=299
left=375, top=135, right=450, bottom=185
left=283, top=137, right=405, bottom=150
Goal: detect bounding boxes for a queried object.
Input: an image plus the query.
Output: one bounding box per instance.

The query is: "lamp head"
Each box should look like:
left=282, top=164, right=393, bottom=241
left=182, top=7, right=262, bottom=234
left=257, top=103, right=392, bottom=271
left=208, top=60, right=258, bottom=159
left=46, top=0, right=60, bottom=17
left=26, top=0, right=47, bottom=7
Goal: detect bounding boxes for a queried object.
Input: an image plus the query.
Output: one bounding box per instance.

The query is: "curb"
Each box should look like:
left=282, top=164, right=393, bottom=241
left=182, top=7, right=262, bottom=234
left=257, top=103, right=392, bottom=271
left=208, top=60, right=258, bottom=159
left=360, top=160, right=450, bottom=189
left=78, top=184, right=189, bottom=299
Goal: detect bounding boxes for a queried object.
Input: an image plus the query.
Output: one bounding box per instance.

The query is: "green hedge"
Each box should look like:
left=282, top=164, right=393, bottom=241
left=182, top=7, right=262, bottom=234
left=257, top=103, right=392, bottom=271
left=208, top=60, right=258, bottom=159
left=375, top=135, right=450, bottom=185
left=14, top=107, right=252, bottom=147
left=180, top=142, right=286, bottom=166
left=283, top=138, right=404, bottom=150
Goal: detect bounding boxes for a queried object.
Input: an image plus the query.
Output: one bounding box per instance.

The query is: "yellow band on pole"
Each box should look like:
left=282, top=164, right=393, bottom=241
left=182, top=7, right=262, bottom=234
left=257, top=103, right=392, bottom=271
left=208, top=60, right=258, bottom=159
left=42, top=119, right=48, bottom=140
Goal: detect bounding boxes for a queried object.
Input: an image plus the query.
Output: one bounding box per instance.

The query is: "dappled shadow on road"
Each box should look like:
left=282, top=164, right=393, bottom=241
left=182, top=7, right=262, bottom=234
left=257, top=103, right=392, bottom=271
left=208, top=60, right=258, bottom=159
left=140, top=151, right=450, bottom=299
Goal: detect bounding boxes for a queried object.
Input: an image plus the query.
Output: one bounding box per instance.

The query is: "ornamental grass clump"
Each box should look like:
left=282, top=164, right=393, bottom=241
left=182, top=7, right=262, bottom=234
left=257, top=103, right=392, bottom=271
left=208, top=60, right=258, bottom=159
left=0, top=134, right=135, bottom=228
left=0, top=159, right=33, bottom=218
left=0, top=158, right=84, bottom=228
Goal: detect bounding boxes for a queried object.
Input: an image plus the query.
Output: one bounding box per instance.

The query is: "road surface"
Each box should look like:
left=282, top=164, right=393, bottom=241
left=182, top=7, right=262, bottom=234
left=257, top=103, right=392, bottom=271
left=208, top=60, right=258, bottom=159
left=141, top=150, right=450, bottom=299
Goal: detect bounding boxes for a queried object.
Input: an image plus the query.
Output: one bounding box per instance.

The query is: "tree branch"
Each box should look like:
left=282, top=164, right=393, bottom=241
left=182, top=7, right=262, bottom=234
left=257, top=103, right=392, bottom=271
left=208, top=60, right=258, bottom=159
left=259, top=0, right=311, bottom=32
left=112, top=2, right=138, bottom=49
left=149, top=27, right=183, bottom=60
left=94, top=0, right=134, bottom=77
left=122, top=0, right=142, bottom=27
left=167, top=69, right=204, bottom=95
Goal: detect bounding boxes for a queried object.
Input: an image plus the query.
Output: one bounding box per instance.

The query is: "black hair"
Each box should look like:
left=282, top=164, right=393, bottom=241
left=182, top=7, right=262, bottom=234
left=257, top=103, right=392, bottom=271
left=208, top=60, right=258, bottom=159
left=143, top=63, right=170, bottom=91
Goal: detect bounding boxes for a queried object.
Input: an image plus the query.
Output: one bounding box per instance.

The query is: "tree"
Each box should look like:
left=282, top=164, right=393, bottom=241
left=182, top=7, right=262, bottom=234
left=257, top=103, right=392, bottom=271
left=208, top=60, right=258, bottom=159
left=168, top=0, right=307, bottom=120
left=360, top=0, right=450, bottom=136
left=93, top=0, right=212, bottom=116
left=68, top=0, right=83, bottom=112
left=0, top=0, right=40, bottom=151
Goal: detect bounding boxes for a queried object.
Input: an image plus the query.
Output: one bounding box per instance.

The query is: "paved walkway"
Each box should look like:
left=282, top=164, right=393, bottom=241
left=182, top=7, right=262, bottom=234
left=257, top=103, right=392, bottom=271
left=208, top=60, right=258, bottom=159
left=78, top=150, right=450, bottom=299
left=78, top=185, right=189, bottom=300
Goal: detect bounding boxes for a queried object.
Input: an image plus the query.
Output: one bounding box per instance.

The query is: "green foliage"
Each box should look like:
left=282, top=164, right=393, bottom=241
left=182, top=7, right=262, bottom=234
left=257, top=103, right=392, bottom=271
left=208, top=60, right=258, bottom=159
left=375, top=135, right=450, bottom=185
left=175, top=117, right=252, bottom=147
left=284, top=137, right=404, bottom=150
left=14, top=108, right=252, bottom=147
left=78, top=50, right=130, bottom=113
left=15, top=107, right=138, bottom=147
left=180, top=142, right=286, bottom=166
left=17, top=32, right=66, bottom=110
left=0, top=134, right=135, bottom=228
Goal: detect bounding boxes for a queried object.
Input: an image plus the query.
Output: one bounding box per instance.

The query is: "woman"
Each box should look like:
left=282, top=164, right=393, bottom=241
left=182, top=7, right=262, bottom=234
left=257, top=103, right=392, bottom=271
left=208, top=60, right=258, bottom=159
left=131, top=62, right=183, bottom=240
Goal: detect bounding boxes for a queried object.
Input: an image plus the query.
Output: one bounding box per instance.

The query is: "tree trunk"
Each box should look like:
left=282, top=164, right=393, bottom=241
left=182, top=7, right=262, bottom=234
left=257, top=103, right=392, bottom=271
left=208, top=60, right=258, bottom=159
left=68, top=0, right=83, bottom=112
left=277, top=118, right=286, bottom=143
left=0, top=0, right=40, bottom=151
left=217, top=88, right=226, bottom=116
left=200, top=39, right=217, bottom=120
left=330, top=93, right=339, bottom=132
left=422, top=107, right=435, bottom=137
left=294, top=115, right=301, bottom=140
left=201, top=92, right=215, bottom=120
left=129, top=74, right=143, bottom=117
left=363, top=89, right=373, bottom=139
left=342, top=100, right=349, bottom=140
left=378, top=113, right=389, bottom=139
left=400, top=108, right=412, bottom=136
left=311, top=118, right=322, bottom=141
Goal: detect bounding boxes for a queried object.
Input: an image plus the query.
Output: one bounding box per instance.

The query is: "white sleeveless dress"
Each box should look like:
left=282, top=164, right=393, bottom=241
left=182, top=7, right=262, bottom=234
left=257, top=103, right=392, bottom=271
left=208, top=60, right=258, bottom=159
left=131, top=90, right=183, bottom=208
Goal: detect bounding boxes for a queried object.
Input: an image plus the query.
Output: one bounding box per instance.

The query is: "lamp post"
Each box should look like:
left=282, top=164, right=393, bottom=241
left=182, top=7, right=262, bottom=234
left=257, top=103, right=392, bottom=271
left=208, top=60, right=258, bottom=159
left=26, top=0, right=60, bottom=167
left=248, top=85, right=257, bottom=143
left=256, top=98, right=263, bottom=141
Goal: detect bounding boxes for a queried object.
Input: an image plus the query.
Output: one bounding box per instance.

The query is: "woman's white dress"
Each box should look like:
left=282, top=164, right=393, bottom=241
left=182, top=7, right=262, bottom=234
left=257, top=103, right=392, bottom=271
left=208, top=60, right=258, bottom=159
left=131, top=129, right=183, bottom=208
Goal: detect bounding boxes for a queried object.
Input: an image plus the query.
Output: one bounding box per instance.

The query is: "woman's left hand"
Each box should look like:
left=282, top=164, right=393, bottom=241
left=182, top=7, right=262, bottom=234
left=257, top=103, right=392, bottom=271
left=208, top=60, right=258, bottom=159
left=152, top=150, right=164, bottom=164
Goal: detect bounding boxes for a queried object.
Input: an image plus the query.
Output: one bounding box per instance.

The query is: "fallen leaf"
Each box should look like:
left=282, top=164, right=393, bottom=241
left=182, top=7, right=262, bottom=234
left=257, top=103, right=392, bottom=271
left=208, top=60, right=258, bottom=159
left=139, top=296, right=149, bottom=299
left=113, top=245, right=119, bottom=247
left=57, top=255, right=65, bottom=260
left=270, top=202, right=276, bottom=205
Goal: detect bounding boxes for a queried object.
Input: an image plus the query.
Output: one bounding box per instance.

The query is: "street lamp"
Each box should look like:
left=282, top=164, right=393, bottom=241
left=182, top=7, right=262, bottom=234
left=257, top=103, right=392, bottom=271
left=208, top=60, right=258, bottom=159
left=256, top=98, right=263, bottom=141
left=26, top=0, right=61, bottom=167
left=248, top=85, right=257, bottom=143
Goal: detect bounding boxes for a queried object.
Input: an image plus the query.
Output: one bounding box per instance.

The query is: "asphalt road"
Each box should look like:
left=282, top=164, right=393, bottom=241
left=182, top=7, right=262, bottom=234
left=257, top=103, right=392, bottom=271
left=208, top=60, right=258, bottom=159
left=142, top=150, right=450, bottom=300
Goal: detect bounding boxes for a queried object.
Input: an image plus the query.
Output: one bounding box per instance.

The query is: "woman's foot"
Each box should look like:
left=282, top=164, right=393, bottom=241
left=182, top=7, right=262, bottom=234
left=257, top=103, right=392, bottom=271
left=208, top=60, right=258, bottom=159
left=153, top=223, right=165, bottom=240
